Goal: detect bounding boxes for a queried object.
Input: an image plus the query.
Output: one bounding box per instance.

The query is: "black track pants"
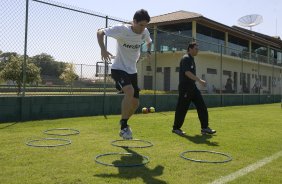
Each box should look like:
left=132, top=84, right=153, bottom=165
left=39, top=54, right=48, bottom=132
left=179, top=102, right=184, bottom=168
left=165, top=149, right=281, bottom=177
left=173, top=88, right=208, bottom=130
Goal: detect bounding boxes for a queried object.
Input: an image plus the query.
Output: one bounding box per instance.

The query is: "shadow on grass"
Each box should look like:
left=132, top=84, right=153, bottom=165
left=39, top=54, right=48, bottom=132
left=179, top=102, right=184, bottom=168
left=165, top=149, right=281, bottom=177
left=178, top=134, right=219, bottom=146
left=0, top=122, right=18, bottom=130
left=94, top=147, right=167, bottom=184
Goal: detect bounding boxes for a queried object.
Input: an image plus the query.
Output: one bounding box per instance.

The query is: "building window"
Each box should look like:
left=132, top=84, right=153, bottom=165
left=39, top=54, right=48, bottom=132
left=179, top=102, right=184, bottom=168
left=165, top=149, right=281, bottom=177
left=277, top=52, right=282, bottom=63
left=158, top=23, right=192, bottom=35
left=196, top=24, right=225, bottom=41
left=175, top=67, right=180, bottom=72
left=146, top=66, right=152, bottom=71
left=228, top=35, right=249, bottom=58
left=223, top=70, right=231, bottom=76
left=157, top=24, right=192, bottom=52
left=156, top=67, right=162, bottom=72
left=196, top=23, right=225, bottom=53
left=262, top=75, right=267, bottom=87
left=207, top=68, right=217, bottom=74
left=252, top=43, right=267, bottom=56
left=240, top=73, right=246, bottom=85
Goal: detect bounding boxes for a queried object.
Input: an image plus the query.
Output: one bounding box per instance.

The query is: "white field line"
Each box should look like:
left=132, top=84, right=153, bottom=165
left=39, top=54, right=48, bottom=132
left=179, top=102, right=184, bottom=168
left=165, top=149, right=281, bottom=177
left=210, top=150, right=282, bottom=184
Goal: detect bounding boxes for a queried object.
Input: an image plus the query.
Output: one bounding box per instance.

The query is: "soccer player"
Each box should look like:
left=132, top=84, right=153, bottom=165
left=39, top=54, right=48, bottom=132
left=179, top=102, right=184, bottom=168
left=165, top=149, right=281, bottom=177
left=97, top=9, right=152, bottom=139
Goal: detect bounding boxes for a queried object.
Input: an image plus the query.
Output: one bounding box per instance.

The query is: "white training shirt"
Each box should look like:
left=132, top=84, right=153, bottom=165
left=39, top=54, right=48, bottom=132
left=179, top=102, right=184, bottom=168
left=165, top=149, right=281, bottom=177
left=103, top=24, right=152, bottom=74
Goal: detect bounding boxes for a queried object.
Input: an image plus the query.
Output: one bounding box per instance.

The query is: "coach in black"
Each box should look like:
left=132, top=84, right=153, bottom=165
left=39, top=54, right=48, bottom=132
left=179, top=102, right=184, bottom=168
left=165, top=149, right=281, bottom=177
left=172, top=42, right=216, bottom=136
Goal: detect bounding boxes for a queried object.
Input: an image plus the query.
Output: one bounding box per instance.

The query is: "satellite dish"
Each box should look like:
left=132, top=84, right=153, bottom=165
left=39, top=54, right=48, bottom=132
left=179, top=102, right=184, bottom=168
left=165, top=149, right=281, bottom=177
left=238, top=14, right=263, bottom=30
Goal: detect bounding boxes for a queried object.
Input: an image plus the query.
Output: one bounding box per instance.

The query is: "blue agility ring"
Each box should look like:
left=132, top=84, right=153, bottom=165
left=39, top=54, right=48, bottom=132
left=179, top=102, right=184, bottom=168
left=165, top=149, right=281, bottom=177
left=180, top=150, right=232, bottom=163
left=26, top=138, right=71, bottom=147
left=43, top=128, right=80, bottom=136
left=95, top=152, right=150, bottom=167
left=111, top=139, right=153, bottom=148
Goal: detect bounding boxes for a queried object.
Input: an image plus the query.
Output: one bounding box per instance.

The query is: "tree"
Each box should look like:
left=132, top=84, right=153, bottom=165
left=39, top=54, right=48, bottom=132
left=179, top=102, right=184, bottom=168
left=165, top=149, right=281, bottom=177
left=59, top=63, right=78, bottom=93
left=0, top=73, right=4, bottom=84
left=0, top=51, right=18, bottom=57
left=31, top=53, right=65, bottom=78
left=0, top=55, right=41, bottom=95
left=0, top=52, right=19, bottom=69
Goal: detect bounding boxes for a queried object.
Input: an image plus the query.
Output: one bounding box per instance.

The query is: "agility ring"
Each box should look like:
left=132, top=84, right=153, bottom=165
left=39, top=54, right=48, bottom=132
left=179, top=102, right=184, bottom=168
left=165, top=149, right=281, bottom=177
left=43, top=128, right=80, bottom=136
left=26, top=138, right=71, bottom=147
left=95, top=152, right=150, bottom=167
left=111, top=139, right=153, bottom=148
left=180, top=150, right=232, bottom=163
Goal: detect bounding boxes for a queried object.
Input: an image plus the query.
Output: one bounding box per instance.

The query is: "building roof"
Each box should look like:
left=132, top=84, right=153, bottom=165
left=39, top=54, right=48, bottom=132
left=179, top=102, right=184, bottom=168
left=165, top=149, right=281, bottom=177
left=150, top=10, right=202, bottom=24
left=232, top=26, right=282, bottom=47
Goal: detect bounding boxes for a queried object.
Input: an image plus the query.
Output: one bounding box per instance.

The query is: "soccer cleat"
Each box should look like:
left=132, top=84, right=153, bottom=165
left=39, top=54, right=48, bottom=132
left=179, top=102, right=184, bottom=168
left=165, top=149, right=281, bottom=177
left=172, top=129, right=186, bottom=136
left=201, top=127, right=216, bottom=135
left=119, top=126, right=133, bottom=140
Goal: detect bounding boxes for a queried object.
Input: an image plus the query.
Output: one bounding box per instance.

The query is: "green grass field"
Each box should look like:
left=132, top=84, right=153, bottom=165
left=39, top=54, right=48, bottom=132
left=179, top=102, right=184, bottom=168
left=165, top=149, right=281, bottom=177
left=0, top=103, right=282, bottom=184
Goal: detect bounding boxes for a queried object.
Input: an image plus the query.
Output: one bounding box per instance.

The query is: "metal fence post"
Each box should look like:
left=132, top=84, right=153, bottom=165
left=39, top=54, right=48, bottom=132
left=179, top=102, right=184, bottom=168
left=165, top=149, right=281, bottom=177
left=153, top=26, right=157, bottom=108
left=102, top=16, right=109, bottom=118
left=220, top=44, right=223, bottom=106
left=23, top=0, right=29, bottom=97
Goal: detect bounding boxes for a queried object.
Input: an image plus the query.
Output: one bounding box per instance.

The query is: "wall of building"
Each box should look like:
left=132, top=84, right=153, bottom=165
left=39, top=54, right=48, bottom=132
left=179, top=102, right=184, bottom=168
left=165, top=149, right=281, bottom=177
left=138, top=52, right=183, bottom=91
left=138, top=51, right=282, bottom=94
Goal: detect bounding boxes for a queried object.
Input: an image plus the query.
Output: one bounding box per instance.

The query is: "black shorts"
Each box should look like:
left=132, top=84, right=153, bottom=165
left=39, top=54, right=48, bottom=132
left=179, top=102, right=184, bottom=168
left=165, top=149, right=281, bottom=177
left=111, top=69, right=140, bottom=98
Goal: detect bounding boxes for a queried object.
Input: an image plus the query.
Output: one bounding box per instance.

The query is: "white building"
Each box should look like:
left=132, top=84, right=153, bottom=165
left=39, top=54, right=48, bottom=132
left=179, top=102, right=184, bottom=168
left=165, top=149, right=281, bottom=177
left=137, top=11, right=282, bottom=95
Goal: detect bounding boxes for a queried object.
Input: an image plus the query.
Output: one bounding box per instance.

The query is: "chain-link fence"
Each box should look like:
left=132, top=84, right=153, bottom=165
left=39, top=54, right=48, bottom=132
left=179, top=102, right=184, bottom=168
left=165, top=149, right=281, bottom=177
left=0, top=0, right=125, bottom=96
left=1, top=0, right=281, bottom=100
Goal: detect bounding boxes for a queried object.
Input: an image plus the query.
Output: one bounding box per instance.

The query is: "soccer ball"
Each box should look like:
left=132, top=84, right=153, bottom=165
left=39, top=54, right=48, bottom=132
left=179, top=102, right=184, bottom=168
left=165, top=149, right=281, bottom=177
left=149, top=107, right=155, bottom=113
left=142, top=107, right=148, bottom=114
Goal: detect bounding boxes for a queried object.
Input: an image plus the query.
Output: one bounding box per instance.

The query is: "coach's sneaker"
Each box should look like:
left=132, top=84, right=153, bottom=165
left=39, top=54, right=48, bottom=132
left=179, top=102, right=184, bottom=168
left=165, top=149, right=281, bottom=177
left=172, top=129, right=186, bottom=136
left=119, top=126, right=133, bottom=140
left=201, top=127, right=216, bottom=135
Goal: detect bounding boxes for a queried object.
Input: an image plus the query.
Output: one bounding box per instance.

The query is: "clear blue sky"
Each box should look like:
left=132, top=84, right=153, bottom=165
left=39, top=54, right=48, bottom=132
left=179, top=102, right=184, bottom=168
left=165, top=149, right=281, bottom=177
left=55, top=0, right=282, bottom=37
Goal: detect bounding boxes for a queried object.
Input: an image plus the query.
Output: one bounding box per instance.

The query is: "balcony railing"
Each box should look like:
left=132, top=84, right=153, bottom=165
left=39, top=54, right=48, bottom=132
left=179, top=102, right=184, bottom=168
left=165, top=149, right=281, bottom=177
left=142, top=34, right=282, bottom=67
